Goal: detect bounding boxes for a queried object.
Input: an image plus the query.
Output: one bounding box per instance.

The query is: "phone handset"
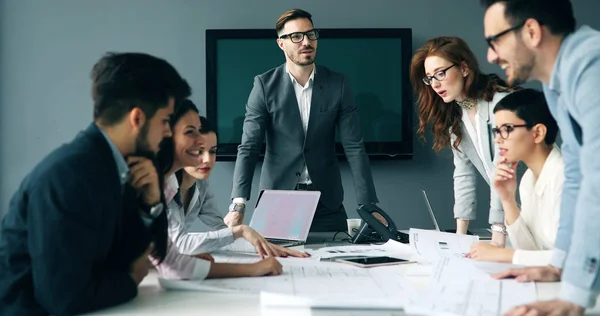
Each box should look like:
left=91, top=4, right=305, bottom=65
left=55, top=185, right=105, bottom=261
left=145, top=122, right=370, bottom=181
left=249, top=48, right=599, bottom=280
left=352, top=204, right=401, bottom=244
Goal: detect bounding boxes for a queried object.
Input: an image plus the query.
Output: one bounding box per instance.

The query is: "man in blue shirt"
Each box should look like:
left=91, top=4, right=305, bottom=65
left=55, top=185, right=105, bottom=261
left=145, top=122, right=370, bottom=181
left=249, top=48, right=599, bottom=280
left=481, top=0, right=600, bottom=315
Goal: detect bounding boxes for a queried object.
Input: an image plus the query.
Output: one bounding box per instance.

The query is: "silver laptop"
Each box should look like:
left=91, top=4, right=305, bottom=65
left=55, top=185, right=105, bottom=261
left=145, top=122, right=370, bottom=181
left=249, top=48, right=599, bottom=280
left=421, top=189, right=492, bottom=239
left=249, top=190, right=321, bottom=247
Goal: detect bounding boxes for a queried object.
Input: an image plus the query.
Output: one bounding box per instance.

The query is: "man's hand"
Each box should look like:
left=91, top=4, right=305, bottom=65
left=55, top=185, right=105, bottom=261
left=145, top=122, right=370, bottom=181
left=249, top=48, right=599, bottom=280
left=130, top=243, right=153, bottom=285
left=494, top=157, right=518, bottom=202
left=193, top=253, right=215, bottom=262
left=492, top=265, right=562, bottom=282
left=224, top=211, right=243, bottom=227
left=504, top=299, right=585, bottom=316
left=233, top=225, right=310, bottom=259
left=467, top=241, right=514, bottom=263
left=127, top=156, right=161, bottom=205
left=248, top=257, right=283, bottom=277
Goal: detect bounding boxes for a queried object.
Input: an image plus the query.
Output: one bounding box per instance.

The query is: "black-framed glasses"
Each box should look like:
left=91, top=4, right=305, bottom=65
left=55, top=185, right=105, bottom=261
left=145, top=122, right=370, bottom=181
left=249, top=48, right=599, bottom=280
left=279, top=29, right=319, bottom=43
left=492, top=124, right=529, bottom=139
left=485, top=22, right=526, bottom=51
left=422, top=64, right=456, bottom=85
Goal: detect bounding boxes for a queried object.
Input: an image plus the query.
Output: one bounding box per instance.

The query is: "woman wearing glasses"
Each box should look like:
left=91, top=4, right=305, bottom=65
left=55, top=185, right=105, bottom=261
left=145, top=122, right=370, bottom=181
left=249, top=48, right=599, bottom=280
left=468, top=89, right=562, bottom=266
left=409, top=36, right=515, bottom=245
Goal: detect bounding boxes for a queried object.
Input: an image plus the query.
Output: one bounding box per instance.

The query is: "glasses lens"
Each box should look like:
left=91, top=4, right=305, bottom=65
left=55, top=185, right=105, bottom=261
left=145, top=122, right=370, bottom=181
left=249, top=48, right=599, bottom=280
left=290, top=33, right=303, bottom=42
left=422, top=77, right=431, bottom=85
left=307, top=30, right=318, bottom=40
left=435, top=72, right=446, bottom=81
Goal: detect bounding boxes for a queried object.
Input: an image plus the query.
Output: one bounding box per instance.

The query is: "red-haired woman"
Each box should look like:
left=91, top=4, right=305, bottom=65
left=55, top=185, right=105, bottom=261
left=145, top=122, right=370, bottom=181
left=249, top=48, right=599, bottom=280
left=410, top=36, right=516, bottom=246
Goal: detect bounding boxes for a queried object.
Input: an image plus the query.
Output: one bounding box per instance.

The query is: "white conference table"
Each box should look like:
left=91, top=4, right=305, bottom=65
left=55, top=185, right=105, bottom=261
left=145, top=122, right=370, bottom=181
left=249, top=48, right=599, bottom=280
left=86, top=238, right=600, bottom=316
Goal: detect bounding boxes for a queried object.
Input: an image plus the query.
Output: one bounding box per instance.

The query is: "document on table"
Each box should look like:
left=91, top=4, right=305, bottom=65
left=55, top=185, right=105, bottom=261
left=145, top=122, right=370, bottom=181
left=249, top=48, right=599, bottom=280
left=306, top=239, right=419, bottom=261
left=409, top=228, right=479, bottom=263
left=160, top=256, right=418, bottom=309
left=405, top=257, right=536, bottom=316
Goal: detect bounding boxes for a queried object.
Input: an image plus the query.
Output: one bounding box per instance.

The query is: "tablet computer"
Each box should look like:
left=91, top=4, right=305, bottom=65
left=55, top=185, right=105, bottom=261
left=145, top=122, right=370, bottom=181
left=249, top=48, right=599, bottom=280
left=335, top=256, right=412, bottom=268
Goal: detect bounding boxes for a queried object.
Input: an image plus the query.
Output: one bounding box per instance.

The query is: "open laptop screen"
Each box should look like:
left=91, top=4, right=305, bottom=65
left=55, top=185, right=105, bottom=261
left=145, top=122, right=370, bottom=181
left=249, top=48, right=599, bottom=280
left=249, top=190, right=321, bottom=241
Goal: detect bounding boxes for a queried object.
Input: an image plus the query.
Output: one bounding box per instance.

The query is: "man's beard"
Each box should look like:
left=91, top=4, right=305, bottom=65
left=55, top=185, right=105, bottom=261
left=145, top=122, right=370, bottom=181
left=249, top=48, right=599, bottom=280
left=287, top=47, right=315, bottom=66
left=134, top=122, right=155, bottom=159
left=508, top=42, right=535, bottom=86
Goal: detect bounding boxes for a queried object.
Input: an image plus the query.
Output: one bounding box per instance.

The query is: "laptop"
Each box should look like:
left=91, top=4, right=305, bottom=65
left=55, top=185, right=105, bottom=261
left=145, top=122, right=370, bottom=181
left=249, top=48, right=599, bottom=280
left=249, top=189, right=321, bottom=247
left=421, top=189, right=492, bottom=239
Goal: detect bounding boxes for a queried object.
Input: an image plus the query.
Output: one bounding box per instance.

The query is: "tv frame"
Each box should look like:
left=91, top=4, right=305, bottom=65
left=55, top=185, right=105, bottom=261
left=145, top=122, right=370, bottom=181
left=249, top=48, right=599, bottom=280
left=206, top=28, right=414, bottom=161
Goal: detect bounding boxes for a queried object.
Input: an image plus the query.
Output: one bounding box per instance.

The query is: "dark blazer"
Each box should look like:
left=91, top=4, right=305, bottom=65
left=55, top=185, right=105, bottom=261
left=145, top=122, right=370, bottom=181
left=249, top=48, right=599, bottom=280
left=231, top=64, right=378, bottom=210
left=0, top=123, right=152, bottom=315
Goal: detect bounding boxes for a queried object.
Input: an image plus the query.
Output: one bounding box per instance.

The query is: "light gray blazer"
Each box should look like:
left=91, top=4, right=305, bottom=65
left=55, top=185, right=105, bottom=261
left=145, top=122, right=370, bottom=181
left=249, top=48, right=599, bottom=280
left=450, top=91, right=508, bottom=224
left=231, top=64, right=378, bottom=210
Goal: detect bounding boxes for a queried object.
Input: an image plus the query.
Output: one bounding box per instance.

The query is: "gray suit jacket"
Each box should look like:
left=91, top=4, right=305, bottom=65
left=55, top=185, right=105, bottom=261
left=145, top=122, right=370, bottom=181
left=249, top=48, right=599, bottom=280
left=450, top=92, right=508, bottom=224
left=231, top=64, right=378, bottom=210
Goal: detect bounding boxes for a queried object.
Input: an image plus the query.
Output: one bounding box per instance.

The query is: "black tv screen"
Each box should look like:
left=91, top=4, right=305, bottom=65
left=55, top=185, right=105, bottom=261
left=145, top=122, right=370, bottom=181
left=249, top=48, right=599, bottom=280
left=206, top=28, right=413, bottom=161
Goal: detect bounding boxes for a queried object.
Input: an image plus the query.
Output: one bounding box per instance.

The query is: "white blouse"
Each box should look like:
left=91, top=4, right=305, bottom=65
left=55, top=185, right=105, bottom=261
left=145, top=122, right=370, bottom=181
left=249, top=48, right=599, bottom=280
left=506, top=145, right=563, bottom=266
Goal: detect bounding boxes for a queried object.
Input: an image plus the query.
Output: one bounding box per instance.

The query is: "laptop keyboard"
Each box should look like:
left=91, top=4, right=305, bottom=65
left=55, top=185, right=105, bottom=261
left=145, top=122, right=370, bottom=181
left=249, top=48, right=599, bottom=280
left=266, top=238, right=304, bottom=247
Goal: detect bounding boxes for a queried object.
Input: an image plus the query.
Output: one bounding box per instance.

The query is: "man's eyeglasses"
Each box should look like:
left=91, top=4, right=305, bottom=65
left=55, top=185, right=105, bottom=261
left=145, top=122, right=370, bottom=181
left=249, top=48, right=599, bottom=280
left=485, top=22, right=526, bottom=52
left=279, top=29, right=319, bottom=43
left=422, top=64, right=456, bottom=85
left=492, top=124, right=529, bottom=139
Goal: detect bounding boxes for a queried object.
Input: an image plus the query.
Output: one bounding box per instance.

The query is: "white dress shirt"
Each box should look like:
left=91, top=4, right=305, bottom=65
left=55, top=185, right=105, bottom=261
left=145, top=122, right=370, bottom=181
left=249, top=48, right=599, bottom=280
left=165, top=175, right=255, bottom=255
left=507, top=145, right=564, bottom=266
left=287, top=66, right=315, bottom=184
left=461, top=107, right=493, bottom=180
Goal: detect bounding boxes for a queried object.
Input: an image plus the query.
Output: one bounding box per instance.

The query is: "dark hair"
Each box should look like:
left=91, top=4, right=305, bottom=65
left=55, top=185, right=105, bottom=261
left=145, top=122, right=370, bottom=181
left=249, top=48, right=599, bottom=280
left=199, top=116, right=217, bottom=135
left=156, top=99, right=200, bottom=175
left=493, top=89, right=558, bottom=145
left=175, top=116, right=218, bottom=185
left=409, top=36, right=513, bottom=153
left=276, top=9, right=313, bottom=35
left=481, top=0, right=575, bottom=36
left=91, top=52, right=191, bottom=126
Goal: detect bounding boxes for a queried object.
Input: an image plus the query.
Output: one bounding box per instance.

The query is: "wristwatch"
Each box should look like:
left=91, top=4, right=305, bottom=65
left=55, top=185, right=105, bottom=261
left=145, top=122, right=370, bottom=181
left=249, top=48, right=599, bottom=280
left=490, top=224, right=507, bottom=235
left=141, top=202, right=164, bottom=219
left=229, top=202, right=246, bottom=214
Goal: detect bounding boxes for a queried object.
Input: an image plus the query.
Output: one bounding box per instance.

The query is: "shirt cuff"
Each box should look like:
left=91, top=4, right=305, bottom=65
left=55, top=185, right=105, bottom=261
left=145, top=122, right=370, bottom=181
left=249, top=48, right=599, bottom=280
left=488, top=207, right=504, bottom=225
left=559, top=281, right=598, bottom=308
left=232, top=197, right=246, bottom=205
left=191, top=258, right=211, bottom=281
left=220, top=227, right=235, bottom=245
left=550, top=248, right=567, bottom=269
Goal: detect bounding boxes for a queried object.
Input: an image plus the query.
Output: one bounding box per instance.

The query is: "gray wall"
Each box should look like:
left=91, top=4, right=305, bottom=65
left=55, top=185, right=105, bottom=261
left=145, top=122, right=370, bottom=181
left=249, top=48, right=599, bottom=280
left=1, top=0, right=599, bottom=231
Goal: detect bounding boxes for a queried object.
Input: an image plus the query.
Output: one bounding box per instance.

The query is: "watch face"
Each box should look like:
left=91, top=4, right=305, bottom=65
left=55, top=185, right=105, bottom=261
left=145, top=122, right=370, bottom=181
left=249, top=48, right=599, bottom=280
left=150, top=204, right=164, bottom=218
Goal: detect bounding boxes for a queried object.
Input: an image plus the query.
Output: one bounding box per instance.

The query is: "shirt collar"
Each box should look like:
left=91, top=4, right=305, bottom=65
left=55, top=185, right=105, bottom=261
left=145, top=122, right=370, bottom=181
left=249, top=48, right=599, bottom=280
left=98, top=126, right=129, bottom=188
left=547, top=28, right=582, bottom=93
left=285, top=65, right=316, bottom=86
left=164, top=173, right=180, bottom=204
left=534, top=145, right=562, bottom=197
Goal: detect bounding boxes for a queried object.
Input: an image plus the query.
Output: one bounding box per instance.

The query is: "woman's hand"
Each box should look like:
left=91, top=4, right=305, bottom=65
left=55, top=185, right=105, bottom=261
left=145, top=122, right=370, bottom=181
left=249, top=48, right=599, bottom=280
left=233, top=225, right=310, bottom=259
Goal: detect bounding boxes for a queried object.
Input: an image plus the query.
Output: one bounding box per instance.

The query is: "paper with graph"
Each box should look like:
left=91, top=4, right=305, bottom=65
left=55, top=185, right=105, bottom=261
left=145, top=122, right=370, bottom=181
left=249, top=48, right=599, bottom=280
left=409, top=228, right=479, bottom=262
left=405, top=256, right=536, bottom=316
left=160, top=255, right=418, bottom=309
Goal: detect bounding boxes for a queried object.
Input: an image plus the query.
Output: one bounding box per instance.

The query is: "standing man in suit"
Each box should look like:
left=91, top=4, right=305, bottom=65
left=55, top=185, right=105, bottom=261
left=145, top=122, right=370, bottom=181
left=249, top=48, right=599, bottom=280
left=0, top=52, right=191, bottom=315
left=226, top=9, right=379, bottom=232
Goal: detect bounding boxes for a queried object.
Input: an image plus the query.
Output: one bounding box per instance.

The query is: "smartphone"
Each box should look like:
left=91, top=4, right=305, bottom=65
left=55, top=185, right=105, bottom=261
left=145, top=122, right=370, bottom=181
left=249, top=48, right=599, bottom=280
left=335, top=256, right=412, bottom=268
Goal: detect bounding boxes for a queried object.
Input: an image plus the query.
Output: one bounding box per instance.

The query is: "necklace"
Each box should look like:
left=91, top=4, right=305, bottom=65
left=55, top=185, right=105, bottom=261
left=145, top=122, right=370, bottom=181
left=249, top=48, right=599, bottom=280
left=456, top=98, right=477, bottom=110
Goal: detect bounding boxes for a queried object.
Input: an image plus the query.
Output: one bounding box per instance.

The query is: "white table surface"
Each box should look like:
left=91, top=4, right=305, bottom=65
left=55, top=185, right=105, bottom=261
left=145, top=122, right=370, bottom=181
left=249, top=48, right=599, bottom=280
left=86, top=243, right=600, bottom=316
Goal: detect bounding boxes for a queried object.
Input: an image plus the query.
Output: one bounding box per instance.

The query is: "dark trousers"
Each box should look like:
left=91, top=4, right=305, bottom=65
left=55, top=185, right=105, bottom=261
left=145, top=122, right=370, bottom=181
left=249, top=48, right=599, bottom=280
left=295, top=183, right=348, bottom=232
